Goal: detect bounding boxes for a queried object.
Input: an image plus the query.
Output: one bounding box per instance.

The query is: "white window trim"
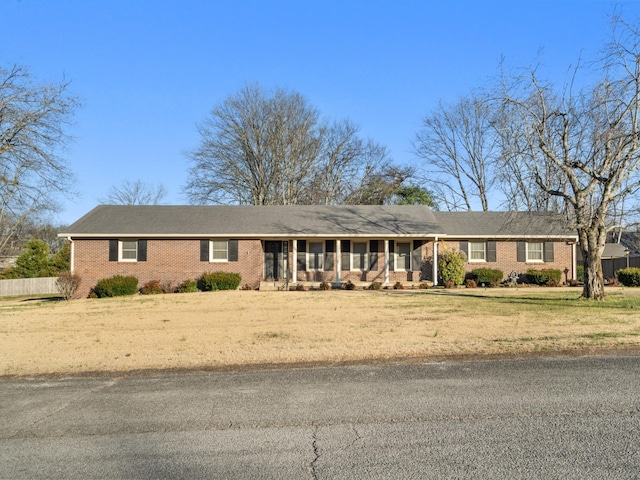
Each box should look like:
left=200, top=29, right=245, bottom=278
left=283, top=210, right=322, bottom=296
left=395, top=241, right=412, bottom=272
left=351, top=241, right=369, bottom=272
left=119, top=240, right=138, bottom=262
left=468, top=241, right=487, bottom=262
left=526, top=242, right=544, bottom=262
left=210, top=239, right=229, bottom=262
left=307, top=241, right=324, bottom=271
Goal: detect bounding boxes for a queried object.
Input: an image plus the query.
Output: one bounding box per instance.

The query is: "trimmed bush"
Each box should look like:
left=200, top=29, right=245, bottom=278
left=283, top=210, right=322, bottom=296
left=343, top=280, right=355, bottom=290
left=438, top=247, right=466, bottom=286
left=93, top=275, right=138, bottom=298
left=140, top=280, right=163, bottom=295
left=56, top=272, right=82, bottom=300
left=576, top=265, right=585, bottom=283
left=526, top=268, right=562, bottom=286
left=198, top=272, right=242, bottom=291
left=471, top=268, right=503, bottom=287
left=177, top=279, right=198, bottom=293
left=465, top=278, right=478, bottom=288
left=319, top=281, right=332, bottom=290
left=617, top=267, right=640, bottom=286
left=393, top=281, right=404, bottom=290
left=368, top=282, right=382, bottom=290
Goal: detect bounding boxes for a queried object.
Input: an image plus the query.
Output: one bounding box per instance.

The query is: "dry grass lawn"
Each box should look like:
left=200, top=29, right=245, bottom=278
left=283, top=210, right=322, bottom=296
left=2, top=286, right=640, bottom=378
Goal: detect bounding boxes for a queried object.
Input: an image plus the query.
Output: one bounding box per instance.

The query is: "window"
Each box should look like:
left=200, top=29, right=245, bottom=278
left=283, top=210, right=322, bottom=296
left=110, top=239, right=147, bottom=262
left=120, top=240, right=138, bottom=261
left=352, top=242, right=367, bottom=271
left=396, top=242, right=411, bottom=271
left=469, top=242, right=486, bottom=262
left=527, top=242, right=543, bottom=262
left=201, top=239, right=238, bottom=262
left=308, top=242, right=323, bottom=270
left=211, top=240, right=228, bottom=261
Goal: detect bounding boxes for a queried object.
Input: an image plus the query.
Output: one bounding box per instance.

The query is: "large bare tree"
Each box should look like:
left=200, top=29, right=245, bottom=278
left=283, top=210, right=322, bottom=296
left=414, top=95, right=498, bottom=211
left=498, top=17, right=640, bottom=300
left=99, top=179, right=167, bottom=205
left=185, top=84, right=322, bottom=205
left=0, top=65, right=79, bottom=255
left=185, top=84, right=407, bottom=206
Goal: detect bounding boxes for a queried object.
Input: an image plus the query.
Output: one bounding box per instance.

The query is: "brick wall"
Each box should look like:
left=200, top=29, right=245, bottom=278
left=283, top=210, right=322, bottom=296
left=461, top=240, right=575, bottom=283
left=73, top=238, right=264, bottom=296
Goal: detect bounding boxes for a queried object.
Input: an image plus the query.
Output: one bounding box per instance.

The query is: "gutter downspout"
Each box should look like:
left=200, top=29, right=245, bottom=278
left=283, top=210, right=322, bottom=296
left=67, top=237, right=74, bottom=273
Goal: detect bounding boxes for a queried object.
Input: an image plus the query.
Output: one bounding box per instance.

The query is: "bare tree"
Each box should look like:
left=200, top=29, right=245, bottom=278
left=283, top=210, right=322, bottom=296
left=414, top=95, right=498, bottom=211
left=185, top=84, right=405, bottom=207
left=100, top=179, right=167, bottom=205
left=0, top=65, right=79, bottom=256
left=185, top=84, right=322, bottom=205
left=498, top=17, right=640, bottom=300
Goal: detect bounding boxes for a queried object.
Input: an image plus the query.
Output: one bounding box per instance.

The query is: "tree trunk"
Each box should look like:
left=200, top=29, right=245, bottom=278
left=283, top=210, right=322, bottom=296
left=582, top=250, right=605, bottom=300
left=579, top=227, right=606, bottom=300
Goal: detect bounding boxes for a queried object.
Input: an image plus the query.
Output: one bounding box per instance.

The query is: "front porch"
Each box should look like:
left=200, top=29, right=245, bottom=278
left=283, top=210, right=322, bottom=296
left=258, top=280, right=435, bottom=291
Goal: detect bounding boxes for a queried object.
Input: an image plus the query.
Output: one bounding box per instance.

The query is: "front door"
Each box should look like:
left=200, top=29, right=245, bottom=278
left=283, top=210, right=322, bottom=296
left=264, top=241, right=283, bottom=280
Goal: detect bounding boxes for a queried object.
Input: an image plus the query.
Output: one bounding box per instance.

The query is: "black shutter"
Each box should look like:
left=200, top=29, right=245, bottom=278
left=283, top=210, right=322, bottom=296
left=200, top=240, right=209, bottom=261
left=109, top=240, right=118, bottom=261
left=341, top=240, right=350, bottom=271
left=413, top=240, right=424, bottom=272
left=544, top=242, right=554, bottom=262
left=324, top=240, right=335, bottom=271
left=487, top=241, right=496, bottom=262
left=389, top=240, right=395, bottom=271
left=228, top=240, right=238, bottom=262
left=517, top=242, right=526, bottom=262
left=369, top=240, right=379, bottom=270
left=459, top=241, right=468, bottom=258
left=137, top=240, right=147, bottom=262
left=297, top=240, right=307, bottom=272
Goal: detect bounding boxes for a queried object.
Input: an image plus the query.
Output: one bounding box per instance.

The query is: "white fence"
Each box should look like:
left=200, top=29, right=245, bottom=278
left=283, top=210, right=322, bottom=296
left=0, top=277, right=59, bottom=297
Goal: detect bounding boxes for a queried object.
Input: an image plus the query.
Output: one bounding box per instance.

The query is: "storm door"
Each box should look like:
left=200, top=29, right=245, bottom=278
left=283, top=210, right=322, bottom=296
left=264, top=241, right=284, bottom=280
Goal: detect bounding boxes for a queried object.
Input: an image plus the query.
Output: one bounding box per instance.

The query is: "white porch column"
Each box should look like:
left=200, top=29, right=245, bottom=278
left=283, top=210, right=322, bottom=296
left=432, top=238, right=439, bottom=286
left=336, top=239, right=342, bottom=285
left=384, top=239, right=390, bottom=285
left=572, top=241, right=577, bottom=280
left=292, top=239, right=297, bottom=283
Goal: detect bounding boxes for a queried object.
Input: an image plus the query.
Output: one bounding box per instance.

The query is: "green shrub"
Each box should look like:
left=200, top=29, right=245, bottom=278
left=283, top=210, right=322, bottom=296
left=93, top=275, right=138, bottom=298
left=176, top=279, right=198, bottom=293
left=438, top=247, right=466, bottom=286
left=319, top=281, right=332, bottom=290
left=343, top=280, right=355, bottom=290
left=617, top=267, right=640, bottom=286
left=576, top=265, right=585, bottom=283
left=368, top=282, right=382, bottom=290
left=140, top=279, right=163, bottom=295
left=198, top=272, right=242, bottom=291
left=471, top=268, right=503, bottom=286
left=526, top=269, right=562, bottom=286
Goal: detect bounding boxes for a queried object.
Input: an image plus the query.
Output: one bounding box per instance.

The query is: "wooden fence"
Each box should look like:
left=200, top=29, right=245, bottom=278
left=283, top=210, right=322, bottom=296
left=0, top=277, right=59, bottom=297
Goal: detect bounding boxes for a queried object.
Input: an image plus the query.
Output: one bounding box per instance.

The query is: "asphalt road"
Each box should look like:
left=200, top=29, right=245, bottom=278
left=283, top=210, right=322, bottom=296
left=1, top=356, right=639, bottom=479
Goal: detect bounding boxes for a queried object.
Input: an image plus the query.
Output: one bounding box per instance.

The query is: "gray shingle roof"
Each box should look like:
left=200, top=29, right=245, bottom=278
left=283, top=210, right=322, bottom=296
left=60, top=205, right=444, bottom=238
left=432, top=211, right=576, bottom=238
left=60, top=205, right=578, bottom=239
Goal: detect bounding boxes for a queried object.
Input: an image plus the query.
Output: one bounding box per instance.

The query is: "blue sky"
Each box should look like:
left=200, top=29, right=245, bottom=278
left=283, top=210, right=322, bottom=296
left=3, top=0, right=640, bottom=225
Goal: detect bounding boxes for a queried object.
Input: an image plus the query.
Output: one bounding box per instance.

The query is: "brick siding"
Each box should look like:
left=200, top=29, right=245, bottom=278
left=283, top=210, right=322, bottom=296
left=73, top=237, right=575, bottom=296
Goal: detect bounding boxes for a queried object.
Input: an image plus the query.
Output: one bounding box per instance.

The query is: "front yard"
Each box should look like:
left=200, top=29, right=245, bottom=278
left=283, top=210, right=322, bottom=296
left=1, top=286, right=639, bottom=378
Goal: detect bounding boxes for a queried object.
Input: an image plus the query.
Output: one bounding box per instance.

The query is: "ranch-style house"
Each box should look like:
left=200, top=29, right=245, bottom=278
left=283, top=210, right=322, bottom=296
left=59, top=205, right=579, bottom=296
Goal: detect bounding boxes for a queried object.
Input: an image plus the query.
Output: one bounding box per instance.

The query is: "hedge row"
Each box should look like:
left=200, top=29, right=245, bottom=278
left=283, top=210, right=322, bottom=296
left=90, top=272, right=242, bottom=298
left=617, top=267, right=640, bottom=287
